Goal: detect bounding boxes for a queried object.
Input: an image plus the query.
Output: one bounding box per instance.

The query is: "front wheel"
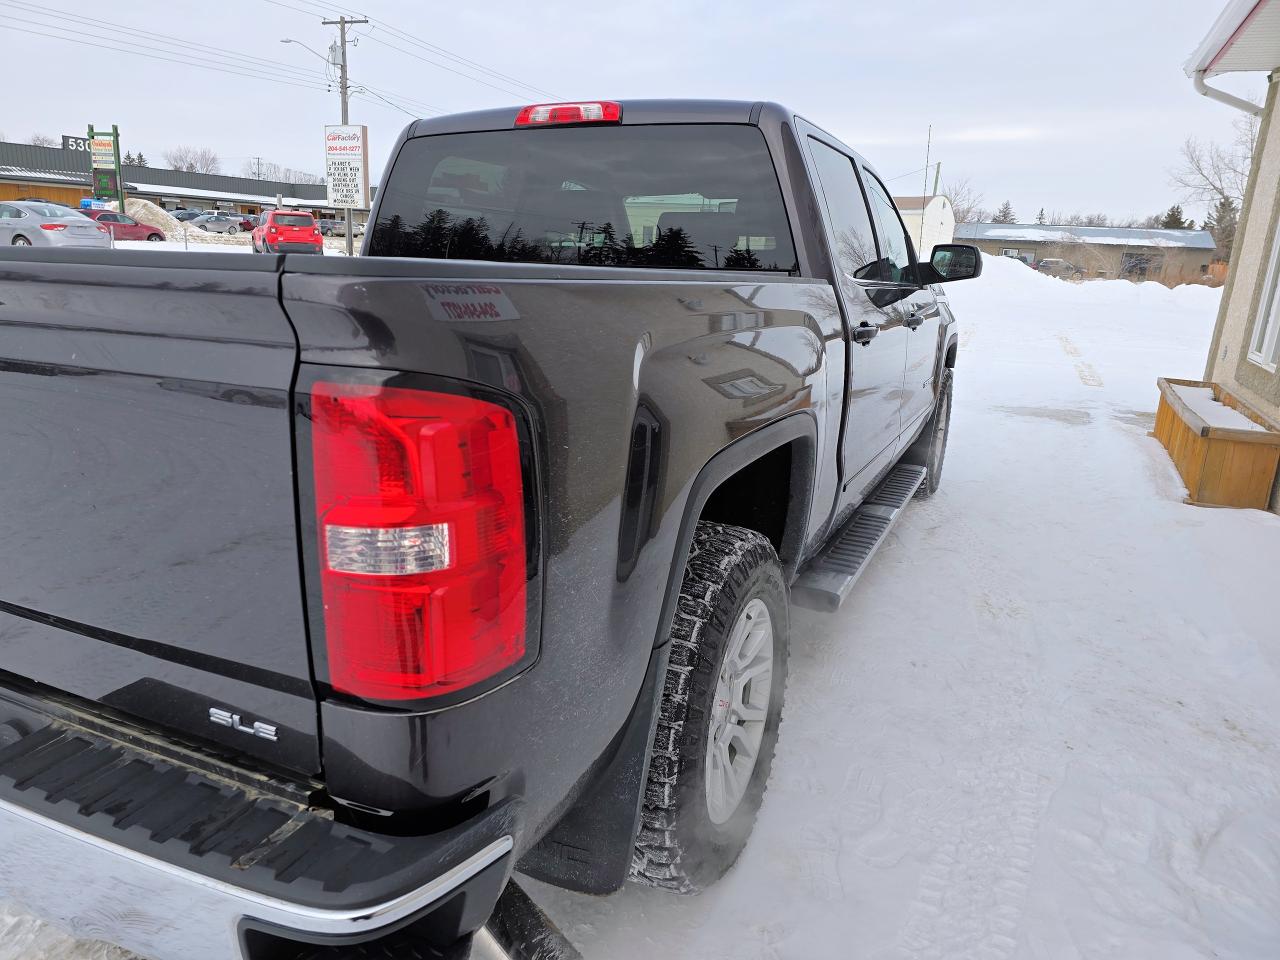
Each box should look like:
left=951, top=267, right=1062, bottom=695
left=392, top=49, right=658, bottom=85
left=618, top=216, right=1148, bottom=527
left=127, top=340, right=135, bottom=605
left=146, top=233, right=163, bottom=242
left=913, top=367, right=953, bottom=499
left=631, top=521, right=788, bottom=893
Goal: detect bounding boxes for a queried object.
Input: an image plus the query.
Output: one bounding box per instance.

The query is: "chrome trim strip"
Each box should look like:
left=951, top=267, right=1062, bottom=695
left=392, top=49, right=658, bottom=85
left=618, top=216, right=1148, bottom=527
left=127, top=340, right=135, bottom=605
left=0, top=795, right=512, bottom=934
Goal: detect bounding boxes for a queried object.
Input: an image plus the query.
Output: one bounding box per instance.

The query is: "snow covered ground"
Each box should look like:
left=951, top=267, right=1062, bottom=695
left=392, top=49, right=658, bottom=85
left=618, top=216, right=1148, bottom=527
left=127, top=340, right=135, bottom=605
left=4, top=256, right=1280, bottom=960
left=527, top=257, right=1280, bottom=959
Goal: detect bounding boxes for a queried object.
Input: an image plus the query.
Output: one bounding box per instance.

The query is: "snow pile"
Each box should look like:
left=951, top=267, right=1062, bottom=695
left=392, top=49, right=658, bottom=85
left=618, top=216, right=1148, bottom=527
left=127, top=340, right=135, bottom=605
left=102, top=197, right=251, bottom=246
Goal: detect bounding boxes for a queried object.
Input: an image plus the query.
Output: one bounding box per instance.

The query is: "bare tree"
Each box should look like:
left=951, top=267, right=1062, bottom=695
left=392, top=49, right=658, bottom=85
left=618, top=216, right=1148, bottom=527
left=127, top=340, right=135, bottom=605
left=241, top=159, right=324, bottom=184
left=29, top=133, right=57, bottom=147
left=1171, top=109, right=1258, bottom=207
left=163, top=145, right=221, bottom=174
left=943, top=177, right=987, bottom=223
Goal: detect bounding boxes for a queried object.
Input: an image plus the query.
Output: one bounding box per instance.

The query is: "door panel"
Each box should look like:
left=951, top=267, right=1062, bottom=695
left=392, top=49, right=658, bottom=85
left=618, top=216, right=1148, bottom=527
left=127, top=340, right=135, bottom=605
left=804, top=137, right=907, bottom=506
left=860, top=169, right=939, bottom=434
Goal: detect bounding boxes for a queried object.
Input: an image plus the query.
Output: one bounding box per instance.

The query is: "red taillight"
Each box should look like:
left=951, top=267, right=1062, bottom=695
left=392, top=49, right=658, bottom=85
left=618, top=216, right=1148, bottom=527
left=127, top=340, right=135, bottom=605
left=40, top=223, right=68, bottom=231
left=95, top=226, right=109, bottom=233
left=269, top=225, right=278, bottom=234
left=311, top=382, right=527, bottom=701
left=515, top=101, right=621, bottom=126
left=313, top=227, right=321, bottom=236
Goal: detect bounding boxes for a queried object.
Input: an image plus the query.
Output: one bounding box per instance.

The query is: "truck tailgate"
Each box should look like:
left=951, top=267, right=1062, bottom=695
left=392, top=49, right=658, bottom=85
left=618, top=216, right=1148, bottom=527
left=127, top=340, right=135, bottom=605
left=0, top=251, right=319, bottom=775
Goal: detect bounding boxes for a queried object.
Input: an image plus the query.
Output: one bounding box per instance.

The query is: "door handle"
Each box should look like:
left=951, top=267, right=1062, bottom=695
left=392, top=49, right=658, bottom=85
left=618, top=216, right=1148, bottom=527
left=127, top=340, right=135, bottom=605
left=904, top=312, right=925, bottom=330
left=852, top=323, right=879, bottom=345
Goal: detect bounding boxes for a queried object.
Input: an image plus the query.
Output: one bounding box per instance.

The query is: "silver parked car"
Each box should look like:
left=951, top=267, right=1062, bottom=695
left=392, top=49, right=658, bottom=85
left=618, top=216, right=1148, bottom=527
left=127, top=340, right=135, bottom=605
left=0, top=201, right=111, bottom=248
left=189, top=214, right=242, bottom=235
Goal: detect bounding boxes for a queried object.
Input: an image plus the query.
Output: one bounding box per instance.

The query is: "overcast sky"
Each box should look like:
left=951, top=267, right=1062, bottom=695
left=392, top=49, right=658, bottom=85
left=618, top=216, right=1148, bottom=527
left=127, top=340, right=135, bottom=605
left=4, top=0, right=1266, bottom=225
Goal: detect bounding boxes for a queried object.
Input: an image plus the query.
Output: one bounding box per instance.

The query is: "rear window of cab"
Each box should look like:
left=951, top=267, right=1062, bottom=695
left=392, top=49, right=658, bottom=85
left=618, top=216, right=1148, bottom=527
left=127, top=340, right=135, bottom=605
left=369, top=124, right=798, bottom=273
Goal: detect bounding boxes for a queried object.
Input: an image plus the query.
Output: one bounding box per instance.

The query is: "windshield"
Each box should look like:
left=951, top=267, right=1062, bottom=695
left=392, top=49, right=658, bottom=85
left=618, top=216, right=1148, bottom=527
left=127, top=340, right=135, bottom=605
left=369, top=124, right=798, bottom=272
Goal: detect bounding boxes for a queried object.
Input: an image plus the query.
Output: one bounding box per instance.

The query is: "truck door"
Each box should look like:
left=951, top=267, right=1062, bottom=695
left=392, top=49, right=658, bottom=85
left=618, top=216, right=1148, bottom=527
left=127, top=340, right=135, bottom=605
left=860, top=169, right=942, bottom=441
left=803, top=135, right=910, bottom=506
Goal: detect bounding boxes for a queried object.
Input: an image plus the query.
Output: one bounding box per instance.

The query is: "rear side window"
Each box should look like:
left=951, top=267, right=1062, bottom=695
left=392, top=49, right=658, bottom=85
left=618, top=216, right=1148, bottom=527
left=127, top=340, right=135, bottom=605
left=274, top=214, right=314, bottom=226
left=370, top=124, right=797, bottom=272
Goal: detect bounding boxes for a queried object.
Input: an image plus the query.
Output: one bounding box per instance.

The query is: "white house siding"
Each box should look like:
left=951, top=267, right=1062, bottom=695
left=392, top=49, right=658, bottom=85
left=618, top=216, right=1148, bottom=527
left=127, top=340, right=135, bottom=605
left=1207, top=72, right=1280, bottom=512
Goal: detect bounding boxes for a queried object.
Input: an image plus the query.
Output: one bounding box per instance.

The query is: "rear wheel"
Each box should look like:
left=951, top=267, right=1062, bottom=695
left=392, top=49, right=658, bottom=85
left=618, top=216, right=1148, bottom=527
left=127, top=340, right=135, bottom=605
left=11, top=236, right=30, bottom=246
left=227, top=225, right=239, bottom=235
left=631, top=521, right=788, bottom=893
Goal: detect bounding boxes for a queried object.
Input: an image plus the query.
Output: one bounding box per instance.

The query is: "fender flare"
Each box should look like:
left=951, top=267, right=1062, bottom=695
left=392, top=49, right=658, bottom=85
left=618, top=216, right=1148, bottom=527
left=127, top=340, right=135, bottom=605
left=516, top=412, right=817, bottom=894
left=652, top=411, right=817, bottom=646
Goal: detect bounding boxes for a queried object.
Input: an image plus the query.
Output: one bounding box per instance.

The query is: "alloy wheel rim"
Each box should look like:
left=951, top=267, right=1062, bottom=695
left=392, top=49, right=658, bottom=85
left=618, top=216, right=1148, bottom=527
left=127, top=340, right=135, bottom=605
left=705, top=597, right=774, bottom=825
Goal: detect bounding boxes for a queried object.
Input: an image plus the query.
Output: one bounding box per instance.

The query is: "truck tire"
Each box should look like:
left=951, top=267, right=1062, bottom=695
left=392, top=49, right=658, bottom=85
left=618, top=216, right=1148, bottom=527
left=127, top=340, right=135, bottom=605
left=914, top=367, right=953, bottom=499
left=631, top=521, right=788, bottom=893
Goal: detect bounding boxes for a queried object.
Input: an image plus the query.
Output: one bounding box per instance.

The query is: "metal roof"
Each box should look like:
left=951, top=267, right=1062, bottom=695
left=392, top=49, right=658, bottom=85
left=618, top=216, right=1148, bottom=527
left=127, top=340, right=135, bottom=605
left=0, top=140, right=330, bottom=206
left=955, top=222, right=1218, bottom=250
left=1186, top=0, right=1280, bottom=76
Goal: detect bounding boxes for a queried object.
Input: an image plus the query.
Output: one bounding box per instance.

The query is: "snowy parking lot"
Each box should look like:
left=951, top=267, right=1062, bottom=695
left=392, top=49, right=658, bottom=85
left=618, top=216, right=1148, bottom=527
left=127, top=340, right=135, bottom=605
left=4, top=256, right=1280, bottom=960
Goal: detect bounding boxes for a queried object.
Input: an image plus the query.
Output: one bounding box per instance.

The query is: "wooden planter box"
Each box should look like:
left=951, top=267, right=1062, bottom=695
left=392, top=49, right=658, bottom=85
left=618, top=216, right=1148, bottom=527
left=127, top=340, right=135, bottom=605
left=1154, top=377, right=1280, bottom=509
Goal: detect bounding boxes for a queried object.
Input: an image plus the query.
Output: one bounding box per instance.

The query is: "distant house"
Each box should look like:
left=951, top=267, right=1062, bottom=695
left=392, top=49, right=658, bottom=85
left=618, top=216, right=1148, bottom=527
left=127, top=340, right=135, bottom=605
left=953, top=222, right=1218, bottom=286
left=1186, top=0, right=1280, bottom=513
left=892, top=195, right=955, bottom=260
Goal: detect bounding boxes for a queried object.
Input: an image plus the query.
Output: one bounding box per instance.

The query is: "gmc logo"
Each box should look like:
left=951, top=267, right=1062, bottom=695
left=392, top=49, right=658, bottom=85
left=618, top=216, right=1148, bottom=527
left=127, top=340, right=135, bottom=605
left=208, top=707, right=278, bottom=742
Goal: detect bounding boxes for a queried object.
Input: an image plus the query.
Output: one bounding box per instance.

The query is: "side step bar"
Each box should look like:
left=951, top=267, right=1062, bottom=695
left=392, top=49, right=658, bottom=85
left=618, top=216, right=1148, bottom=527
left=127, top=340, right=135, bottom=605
left=791, top=463, right=926, bottom=612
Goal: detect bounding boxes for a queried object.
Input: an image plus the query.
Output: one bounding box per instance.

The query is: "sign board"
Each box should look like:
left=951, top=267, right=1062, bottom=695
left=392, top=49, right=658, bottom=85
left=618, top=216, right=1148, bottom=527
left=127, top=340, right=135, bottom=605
left=62, top=135, right=91, bottom=153
left=90, top=136, right=116, bottom=170
left=79, top=198, right=109, bottom=210
left=93, top=168, right=119, bottom=200
left=325, top=125, right=369, bottom=209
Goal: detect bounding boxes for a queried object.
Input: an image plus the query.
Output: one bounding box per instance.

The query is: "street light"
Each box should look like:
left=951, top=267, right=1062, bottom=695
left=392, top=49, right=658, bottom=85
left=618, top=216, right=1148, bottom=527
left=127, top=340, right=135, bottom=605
left=280, top=38, right=331, bottom=65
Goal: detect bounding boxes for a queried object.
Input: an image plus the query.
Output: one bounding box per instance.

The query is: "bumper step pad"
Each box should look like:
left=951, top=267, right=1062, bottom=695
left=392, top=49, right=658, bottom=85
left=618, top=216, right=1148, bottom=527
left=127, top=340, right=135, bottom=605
left=0, top=694, right=516, bottom=956
left=791, top=463, right=926, bottom=612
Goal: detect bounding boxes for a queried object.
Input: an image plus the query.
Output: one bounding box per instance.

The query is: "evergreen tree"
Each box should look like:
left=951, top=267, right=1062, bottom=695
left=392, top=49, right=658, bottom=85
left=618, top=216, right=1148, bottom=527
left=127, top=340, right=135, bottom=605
left=134, top=153, right=149, bottom=167
left=1203, top=197, right=1240, bottom=261
left=723, top=246, right=762, bottom=270
left=1159, top=204, right=1191, bottom=229
left=123, top=152, right=136, bottom=166
left=1035, top=208, right=1047, bottom=224
left=647, top=227, right=704, bottom=268
left=992, top=201, right=1016, bottom=224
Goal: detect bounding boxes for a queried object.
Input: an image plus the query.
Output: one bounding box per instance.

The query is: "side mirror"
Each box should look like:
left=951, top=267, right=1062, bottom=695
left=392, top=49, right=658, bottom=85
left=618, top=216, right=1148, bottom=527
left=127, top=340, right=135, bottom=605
left=926, top=244, right=982, bottom=283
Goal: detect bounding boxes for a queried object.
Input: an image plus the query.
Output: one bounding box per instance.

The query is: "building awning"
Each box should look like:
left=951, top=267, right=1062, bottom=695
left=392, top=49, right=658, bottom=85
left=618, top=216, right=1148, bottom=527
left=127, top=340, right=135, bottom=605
left=0, top=166, right=91, bottom=187
left=1186, top=0, right=1280, bottom=77
left=125, top=181, right=338, bottom=209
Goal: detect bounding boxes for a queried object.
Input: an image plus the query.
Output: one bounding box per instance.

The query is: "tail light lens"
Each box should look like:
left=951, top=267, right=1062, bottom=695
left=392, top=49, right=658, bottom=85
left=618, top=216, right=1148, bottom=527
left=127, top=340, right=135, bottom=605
left=515, top=101, right=621, bottom=126
left=269, top=225, right=279, bottom=234
left=311, top=382, right=528, bottom=701
left=40, top=223, right=68, bottom=231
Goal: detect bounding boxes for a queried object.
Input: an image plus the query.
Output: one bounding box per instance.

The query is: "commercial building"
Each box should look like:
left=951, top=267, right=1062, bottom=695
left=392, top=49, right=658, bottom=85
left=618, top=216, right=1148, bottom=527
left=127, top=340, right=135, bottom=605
left=0, top=140, right=353, bottom=218
left=954, top=222, right=1218, bottom=286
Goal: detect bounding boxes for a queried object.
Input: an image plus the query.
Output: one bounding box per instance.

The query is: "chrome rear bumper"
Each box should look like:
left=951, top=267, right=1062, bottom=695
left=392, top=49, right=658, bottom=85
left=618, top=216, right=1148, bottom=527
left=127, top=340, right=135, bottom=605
left=0, top=796, right=511, bottom=958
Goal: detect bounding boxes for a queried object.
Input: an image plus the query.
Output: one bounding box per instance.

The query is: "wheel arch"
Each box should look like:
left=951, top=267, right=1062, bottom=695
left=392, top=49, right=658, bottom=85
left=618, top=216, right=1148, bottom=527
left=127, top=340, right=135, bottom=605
left=516, top=413, right=815, bottom=895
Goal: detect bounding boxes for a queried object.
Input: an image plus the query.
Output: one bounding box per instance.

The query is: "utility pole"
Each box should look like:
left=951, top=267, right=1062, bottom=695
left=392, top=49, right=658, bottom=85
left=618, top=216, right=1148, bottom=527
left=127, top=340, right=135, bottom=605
left=322, top=15, right=368, bottom=256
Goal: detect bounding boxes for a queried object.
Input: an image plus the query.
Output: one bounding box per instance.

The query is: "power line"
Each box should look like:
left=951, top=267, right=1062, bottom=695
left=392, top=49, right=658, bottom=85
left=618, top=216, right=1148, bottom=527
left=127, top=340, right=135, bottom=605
left=6, top=23, right=333, bottom=92
left=276, top=0, right=562, bottom=100
left=0, top=0, right=331, bottom=85
left=359, top=32, right=542, bottom=101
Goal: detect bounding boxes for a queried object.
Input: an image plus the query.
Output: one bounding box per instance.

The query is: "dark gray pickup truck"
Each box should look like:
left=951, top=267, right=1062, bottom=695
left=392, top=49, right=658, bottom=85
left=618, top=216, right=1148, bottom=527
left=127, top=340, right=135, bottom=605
left=0, top=99, right=979, bottom=959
